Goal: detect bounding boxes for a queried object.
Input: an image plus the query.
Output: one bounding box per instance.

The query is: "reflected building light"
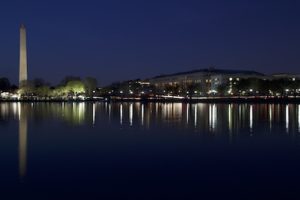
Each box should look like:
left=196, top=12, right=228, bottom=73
left=163, top=104, right=167, bottom=120
left=120, top=104, right=123, bottom=125
left=173, top=103, right=182, bottom=121
left=108, top=103, right=111, bottom=121
left=238, top=105, right=242, bottom=125
left=186, top=104, right=189, bottom=125
left=92, top=103, right=96, bottom=125
left=228, top=104, right=232, bottom=132
left=194, top=104, right=197, bottom=127
left=249, top=105, right=253, bottom=131
left=286, top=105, right=289, bottom=133
left=167, top=104, right=172, bottom=119
left=18, top=102, right=21, bottom=120
left=0, top=103, right=9, bottom=116
left=298, top=105, right=300, bottom=133
left=209, top=104, right=217, bottom=131
left=129, top=103, right=133, bottom=126
left=141, top=104, right=144, bottom=126
left=12, top=103, right=18, bottom=118
left=78, top=103, right=85, bottom=121
left=212, top=104, right=217, bottom=131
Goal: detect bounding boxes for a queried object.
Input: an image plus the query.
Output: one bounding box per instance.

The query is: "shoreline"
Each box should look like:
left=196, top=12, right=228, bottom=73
left=1, top=96, right=300, bottom=103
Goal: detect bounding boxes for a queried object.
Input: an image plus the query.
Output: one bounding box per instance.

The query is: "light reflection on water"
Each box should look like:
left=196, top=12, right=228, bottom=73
left=129, top=103, right=133, bottom=126
left=1, top=102, right=299, bottom=132
left=299, top=104, right=300, bottom=132
left=0, top=102, right=300, bottom=177
left=1, top=102, right=300, bottom=181
left=249, top=105, right=253, bottom=132
left=18, top=104, right=27, bottom=181
left=286, top=104, right=289, bottom=133
left=0, top=102, right=299, bottom=132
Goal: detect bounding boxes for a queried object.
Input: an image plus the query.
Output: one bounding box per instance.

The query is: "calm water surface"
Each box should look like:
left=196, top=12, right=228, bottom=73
left=1, top=102, right=300, bottom=199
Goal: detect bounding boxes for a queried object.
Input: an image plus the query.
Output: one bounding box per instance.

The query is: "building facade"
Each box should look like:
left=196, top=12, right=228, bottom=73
left=149, top=68, right=266, bottom=94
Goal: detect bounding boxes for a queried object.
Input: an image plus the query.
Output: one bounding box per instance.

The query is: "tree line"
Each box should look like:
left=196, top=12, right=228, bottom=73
left=1, top=76, right=299, bottom=99
left=0, top=76, right=97, bottom=98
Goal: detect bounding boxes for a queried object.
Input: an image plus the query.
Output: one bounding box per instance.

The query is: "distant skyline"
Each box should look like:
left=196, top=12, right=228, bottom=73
left=0, top=0, right=300, bottom=85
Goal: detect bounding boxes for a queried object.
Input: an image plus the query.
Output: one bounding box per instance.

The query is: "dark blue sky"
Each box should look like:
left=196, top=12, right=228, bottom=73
left=0, top=0, right=299, bottom=85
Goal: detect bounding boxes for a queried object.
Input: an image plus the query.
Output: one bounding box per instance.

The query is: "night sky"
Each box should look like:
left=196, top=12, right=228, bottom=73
left=0, top=0, right=299, bottom=85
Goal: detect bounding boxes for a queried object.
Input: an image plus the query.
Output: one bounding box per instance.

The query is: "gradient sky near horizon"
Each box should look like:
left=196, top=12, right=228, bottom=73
left=0, top=0, right=299, bottom=85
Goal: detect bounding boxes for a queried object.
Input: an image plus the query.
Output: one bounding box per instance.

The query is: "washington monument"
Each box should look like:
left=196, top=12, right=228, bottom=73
left=19, top=24, right=28, bottom=84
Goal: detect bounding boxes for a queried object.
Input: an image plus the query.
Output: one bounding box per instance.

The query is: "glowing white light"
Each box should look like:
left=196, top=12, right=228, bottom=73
left=78, top=95, right=85, bottom=100
left=0, top=92, right=9, bottom=98
left=249, top=105, right=253, bottom=131
left=12, top=94, right=19, bottom=99
left=208, top=90, right=217, bottom=94
left=129, top=103, right=133, bottom=126
left=249, top=89, right=253, bottom=92
left=229, top=77, right=233, bottom=81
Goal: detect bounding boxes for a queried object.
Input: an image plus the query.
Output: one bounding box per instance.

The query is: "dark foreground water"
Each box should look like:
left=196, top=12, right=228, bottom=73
left=0, top=102, right=300, bottom=199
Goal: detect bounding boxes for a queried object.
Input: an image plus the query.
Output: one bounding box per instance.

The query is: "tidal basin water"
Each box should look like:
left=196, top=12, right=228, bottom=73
left=1, top=102, right=300, bottom=199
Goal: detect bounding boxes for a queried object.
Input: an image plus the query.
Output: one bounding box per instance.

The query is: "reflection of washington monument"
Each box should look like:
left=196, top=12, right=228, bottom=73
left=18, top=103, right=27, bottom=180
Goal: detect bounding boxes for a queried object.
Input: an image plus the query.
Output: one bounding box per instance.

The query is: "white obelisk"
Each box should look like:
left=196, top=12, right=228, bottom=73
left=19, top=24, right=28, bottom=85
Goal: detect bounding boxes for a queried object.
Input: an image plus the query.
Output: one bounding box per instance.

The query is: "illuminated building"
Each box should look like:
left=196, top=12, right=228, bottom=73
left=149, top=68, right=265, bottom=93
